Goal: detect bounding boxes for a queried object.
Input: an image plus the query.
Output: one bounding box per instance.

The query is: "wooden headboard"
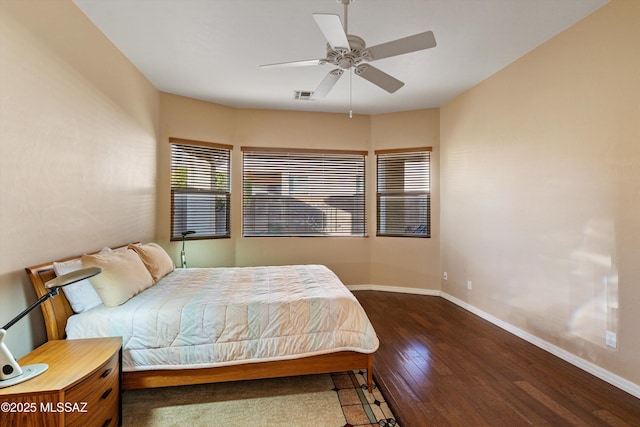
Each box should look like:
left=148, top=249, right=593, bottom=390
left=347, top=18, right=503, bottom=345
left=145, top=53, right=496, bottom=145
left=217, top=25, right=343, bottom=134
left=26, top=261, right=71, bottom=341
left=25, top=243, right=135, bottom=341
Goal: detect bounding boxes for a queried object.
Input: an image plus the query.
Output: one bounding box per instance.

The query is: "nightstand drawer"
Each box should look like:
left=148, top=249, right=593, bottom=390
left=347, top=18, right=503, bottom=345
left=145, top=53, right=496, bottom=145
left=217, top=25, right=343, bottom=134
left=0, top=338, right=122, bottom=427
left=65, top=351, right=119, bottom=427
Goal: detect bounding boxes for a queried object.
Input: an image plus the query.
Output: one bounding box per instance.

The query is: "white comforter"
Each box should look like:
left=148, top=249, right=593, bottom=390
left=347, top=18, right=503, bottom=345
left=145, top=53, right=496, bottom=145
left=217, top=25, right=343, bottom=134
left=66, top=265, right=379, bottom=372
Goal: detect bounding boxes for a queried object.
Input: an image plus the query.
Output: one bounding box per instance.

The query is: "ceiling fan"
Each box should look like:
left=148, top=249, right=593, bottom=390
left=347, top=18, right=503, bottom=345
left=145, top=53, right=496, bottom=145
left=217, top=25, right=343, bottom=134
left=260, top=0, right=437, bottom=101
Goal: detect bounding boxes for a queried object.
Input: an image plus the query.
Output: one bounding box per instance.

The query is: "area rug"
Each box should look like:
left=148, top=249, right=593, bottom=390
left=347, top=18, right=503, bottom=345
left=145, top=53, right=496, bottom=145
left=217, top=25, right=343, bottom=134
left=122, top=370, right=398, bottom=427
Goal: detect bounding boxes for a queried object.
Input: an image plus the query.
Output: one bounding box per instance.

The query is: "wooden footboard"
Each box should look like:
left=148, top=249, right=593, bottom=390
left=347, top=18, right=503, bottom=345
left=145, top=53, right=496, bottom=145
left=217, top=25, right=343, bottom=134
left=25, top=246, right=375, bottom=391
left=123, top=352, right=373, bottom=391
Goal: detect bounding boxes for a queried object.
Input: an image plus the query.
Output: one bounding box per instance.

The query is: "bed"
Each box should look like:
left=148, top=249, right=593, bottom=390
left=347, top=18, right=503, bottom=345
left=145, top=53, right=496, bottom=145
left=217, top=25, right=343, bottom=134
left=26, top=243, right=378, bottom=390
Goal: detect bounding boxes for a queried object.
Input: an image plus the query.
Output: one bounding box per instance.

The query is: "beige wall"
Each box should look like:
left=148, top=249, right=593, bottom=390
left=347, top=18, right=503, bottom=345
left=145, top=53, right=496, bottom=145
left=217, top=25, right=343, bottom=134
left=0, top=0, right=159, bottom=357
left=370, top=110, right=441, bottom=290
left=234, top=108, right=372, bottom=286
left=159, top=94, right=440, bottom=288
left=158, top=94, right=237, bottom=268
left=440, top=0, right=640, bottom=384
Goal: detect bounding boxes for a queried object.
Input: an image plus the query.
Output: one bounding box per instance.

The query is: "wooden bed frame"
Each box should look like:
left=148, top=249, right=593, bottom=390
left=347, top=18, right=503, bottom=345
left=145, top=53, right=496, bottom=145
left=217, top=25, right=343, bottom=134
left=25, top=247, right=374, bottom=391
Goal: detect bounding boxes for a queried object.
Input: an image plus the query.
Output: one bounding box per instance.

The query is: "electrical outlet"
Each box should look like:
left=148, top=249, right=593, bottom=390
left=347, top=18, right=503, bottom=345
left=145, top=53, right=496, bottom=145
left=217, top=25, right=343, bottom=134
left=466, top=280, right=472, bottom=290
left=443, top=272, right=448, bottom=280
left=605, top=331, right=617, bottom=348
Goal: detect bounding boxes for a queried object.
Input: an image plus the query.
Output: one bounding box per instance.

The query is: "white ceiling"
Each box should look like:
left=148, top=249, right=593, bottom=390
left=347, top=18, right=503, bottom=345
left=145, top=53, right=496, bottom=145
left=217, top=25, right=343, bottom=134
left=73, top=0, right=607, bottom=115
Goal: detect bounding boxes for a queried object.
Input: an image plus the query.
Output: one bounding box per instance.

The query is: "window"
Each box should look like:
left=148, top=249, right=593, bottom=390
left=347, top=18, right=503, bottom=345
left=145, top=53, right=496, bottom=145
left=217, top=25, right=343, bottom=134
left=242, top=147, right=366, bottom=237
left=376, top=147, right=431, bottom=237
left=170, top=138, right=231, bottom=240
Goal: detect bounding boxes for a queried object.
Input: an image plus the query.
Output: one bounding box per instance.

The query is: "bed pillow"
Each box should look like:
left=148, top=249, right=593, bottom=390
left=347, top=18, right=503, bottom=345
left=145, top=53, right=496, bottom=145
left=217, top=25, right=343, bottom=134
left=81, top=248, right=154, bottom=307
left=128, top=242, right=174, bottom=282
left=53, top=258, right=103, bottom=313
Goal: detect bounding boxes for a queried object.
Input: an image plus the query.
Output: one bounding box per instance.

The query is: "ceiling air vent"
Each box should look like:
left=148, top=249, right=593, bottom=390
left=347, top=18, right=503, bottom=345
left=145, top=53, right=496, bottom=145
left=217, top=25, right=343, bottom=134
left=294, top=90, right=314, bottom=101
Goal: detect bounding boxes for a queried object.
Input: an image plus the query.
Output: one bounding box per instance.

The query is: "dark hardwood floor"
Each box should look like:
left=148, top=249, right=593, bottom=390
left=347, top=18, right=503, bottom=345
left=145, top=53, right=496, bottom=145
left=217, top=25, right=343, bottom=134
left=353, top=291, right=640, bottom=427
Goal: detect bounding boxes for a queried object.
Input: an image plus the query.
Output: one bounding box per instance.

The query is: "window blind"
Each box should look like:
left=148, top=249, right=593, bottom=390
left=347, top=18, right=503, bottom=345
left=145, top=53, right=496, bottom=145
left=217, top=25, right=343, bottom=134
left=242, top=147, right=366, bottom=237
left=170, top=138, right=231, bottom=240
left=376, top=148, right=431, bottom=238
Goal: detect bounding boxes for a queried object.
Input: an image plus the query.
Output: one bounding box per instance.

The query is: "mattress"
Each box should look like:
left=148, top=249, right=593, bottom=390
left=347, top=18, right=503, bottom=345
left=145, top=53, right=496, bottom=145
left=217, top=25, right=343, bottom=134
left=65, top=264, right=379, bottom=372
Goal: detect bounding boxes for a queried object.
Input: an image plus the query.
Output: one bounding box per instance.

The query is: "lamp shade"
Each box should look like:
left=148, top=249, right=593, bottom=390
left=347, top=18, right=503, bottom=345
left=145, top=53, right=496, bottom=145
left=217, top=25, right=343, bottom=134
left=45, top=266, right=102, bottom=289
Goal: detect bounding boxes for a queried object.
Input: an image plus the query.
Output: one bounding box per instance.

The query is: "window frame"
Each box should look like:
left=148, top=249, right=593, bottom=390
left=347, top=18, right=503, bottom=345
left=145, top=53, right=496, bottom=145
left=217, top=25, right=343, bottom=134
left=241, top=146, right=367, bottom=238
left=375, top=147, right=431, bottom=238
left=169, top=137, right=232, bottom=241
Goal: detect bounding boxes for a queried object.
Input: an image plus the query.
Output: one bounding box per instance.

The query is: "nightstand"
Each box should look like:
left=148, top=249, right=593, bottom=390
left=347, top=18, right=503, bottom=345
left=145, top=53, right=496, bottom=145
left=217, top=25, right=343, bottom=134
left=0, top=337, right=122, bottom=427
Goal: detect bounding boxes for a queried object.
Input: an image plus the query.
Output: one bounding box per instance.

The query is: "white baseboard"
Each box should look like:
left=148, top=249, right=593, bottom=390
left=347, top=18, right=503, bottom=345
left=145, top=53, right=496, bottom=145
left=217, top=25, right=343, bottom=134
left=347, top=284, right=440, bottom=296
left=348, top=285, right=640, bottom=399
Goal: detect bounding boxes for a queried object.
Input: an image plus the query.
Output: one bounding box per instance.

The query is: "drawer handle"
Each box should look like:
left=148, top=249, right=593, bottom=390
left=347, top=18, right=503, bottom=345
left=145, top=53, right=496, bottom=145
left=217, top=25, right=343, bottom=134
left=102, top=418, right=112, bottom=427
left=101, top=388, right=113, bottom=400
left=101, top=368, right=113, bottom=378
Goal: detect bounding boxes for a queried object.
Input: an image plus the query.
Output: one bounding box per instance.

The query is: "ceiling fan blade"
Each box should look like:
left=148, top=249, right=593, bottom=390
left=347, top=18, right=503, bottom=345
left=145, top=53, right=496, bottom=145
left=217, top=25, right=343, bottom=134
left=260, top=59, right=326, bottom=69
left=355, top=64, right=404, bottom=93
left=364, top=31, right=436, bottom=61
left=312, top=14, right=349, bottom=50
left=311, top=69, right=344, bottom=99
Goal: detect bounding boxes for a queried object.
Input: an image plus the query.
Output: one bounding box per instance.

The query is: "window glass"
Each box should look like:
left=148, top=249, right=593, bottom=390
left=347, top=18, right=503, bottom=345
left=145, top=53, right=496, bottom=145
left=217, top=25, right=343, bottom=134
left=242, top=148, right=367, bottom=237
left=376, top=148, right=431, bottom=237
left=170, top=139, right=231, bottom=240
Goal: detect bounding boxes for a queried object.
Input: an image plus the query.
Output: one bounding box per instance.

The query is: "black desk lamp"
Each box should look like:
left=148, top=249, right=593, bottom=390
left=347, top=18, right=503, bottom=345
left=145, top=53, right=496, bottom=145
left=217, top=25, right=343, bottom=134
left=0, top=266, right=102, bottom=388
left=181, top=230, right=196, bottom=268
